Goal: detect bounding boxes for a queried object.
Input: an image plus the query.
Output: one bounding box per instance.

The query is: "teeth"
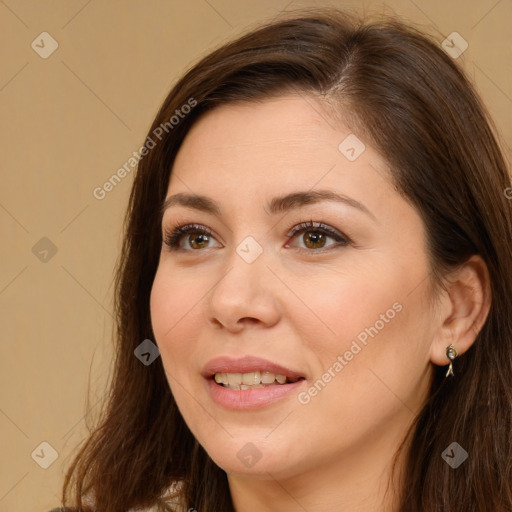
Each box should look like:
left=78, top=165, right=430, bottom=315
left=261, top=371, right=275, bottom=384
left=227, top=373, right=242, bottom=387
left=213, top=371, right=298, bottom=387
left=243, top=371, right=261, bottom=385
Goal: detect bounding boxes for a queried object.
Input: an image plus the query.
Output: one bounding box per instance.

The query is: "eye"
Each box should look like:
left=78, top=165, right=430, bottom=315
left=285, top=220, right=350, bottom=252
left=163, top=223, right=221, bottom=251
left=162, top=220, right=350, bottom=253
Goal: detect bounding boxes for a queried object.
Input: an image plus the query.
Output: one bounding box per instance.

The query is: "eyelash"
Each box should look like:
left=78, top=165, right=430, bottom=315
left=163, top=219, right=350, bottom=253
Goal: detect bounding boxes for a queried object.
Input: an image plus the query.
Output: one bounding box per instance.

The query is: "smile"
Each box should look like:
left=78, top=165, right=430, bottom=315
left=214, top=371, right=302, bottom=389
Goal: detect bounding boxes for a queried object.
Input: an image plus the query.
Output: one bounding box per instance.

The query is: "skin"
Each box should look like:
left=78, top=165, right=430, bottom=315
left=149, top=94, right=490, bottom=511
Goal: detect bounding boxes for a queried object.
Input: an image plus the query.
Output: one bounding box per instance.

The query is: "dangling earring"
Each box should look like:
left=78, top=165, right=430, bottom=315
left=445, top=344, right=458, bottom=377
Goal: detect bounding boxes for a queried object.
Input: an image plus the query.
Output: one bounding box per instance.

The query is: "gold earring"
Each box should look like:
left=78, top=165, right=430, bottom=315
left=445, top=344, right=458, bottom=377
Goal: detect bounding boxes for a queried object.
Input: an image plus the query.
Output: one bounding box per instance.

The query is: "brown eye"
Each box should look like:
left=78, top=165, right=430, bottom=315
left=287, top=221, right=349, bottom=252
left=301, top=231, right=328, bottom=249
left=164, top=224, right=221, bottom=251
left=187, top=233, right=211, bottom=250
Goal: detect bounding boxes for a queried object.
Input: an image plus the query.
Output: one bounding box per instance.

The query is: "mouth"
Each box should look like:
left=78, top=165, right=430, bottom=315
left=205, top=373, right=306, bottom=411
left=202, top=355, right=307, bottom=409
left=212, top=371, right=304, bottom=390
left=202, top=355, right=306, bottom=385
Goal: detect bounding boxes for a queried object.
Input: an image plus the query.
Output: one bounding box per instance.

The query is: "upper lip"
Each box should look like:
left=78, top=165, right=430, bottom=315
left=202, top=355, right=306, bottom=379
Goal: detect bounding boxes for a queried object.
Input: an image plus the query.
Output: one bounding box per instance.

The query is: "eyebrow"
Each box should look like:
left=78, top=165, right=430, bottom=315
left=160, top=189, right=376, bottom=221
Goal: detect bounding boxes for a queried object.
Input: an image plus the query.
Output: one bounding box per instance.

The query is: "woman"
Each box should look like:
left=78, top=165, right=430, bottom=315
left=56, top=6, right=512, bottom=512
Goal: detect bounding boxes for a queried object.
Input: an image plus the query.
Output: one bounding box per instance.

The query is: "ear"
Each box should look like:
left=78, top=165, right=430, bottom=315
left=429, top=255, right=492, bottom=367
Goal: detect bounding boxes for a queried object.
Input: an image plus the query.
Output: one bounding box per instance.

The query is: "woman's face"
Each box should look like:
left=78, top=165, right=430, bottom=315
left=150, top=94, right=437, bottom=481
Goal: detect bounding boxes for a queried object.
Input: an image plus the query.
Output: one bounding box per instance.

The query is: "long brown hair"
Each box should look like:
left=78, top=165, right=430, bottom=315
left=62, top=7, right=512, bottom=511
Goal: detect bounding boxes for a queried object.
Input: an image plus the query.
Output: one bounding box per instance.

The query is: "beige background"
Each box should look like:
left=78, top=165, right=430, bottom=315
left=0, top=0, right=510, bottom=510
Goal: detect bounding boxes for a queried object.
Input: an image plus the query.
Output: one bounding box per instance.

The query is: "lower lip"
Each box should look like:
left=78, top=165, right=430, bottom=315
left=205, top=377, right=305, bottom=411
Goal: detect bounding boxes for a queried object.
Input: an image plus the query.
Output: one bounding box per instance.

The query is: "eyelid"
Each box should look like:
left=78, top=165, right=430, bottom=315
left=286, top=219, right=349, bottom=241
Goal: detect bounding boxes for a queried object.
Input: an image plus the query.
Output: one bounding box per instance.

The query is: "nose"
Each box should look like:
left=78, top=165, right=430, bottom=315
left=204, top=241, right=281, bottom=332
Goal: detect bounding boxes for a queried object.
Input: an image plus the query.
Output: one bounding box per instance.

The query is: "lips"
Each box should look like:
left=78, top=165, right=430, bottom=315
left=202, top=355, right=306, bottom=380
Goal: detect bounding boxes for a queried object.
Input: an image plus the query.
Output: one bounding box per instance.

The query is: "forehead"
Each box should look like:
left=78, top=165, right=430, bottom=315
left=169, top=94, right=388, bottom=193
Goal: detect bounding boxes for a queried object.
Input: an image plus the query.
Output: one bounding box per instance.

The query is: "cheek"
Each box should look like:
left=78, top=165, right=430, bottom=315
left=149, top=269, right=211, bottom=434
left=292, top=262, right=402, bottom=353
left=299, top=257, right=432, bottom=396
left=149, top=268, right=204, bottom=374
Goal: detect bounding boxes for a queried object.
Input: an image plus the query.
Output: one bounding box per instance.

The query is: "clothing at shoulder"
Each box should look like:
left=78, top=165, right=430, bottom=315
left=48, top=507, right=163, bottom=512
left=48, top=483, right=185, bottom=512
left=48, top=507, right=165, bottom=512
left=47, top=509, right=160, bottom=512
left=48, top=505, right=184, bottom=512
left=48, top=509, right=88, bottom=512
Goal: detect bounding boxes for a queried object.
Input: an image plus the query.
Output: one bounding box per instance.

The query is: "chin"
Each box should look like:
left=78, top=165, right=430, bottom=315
left=201, top=434, right=302, bottom=479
